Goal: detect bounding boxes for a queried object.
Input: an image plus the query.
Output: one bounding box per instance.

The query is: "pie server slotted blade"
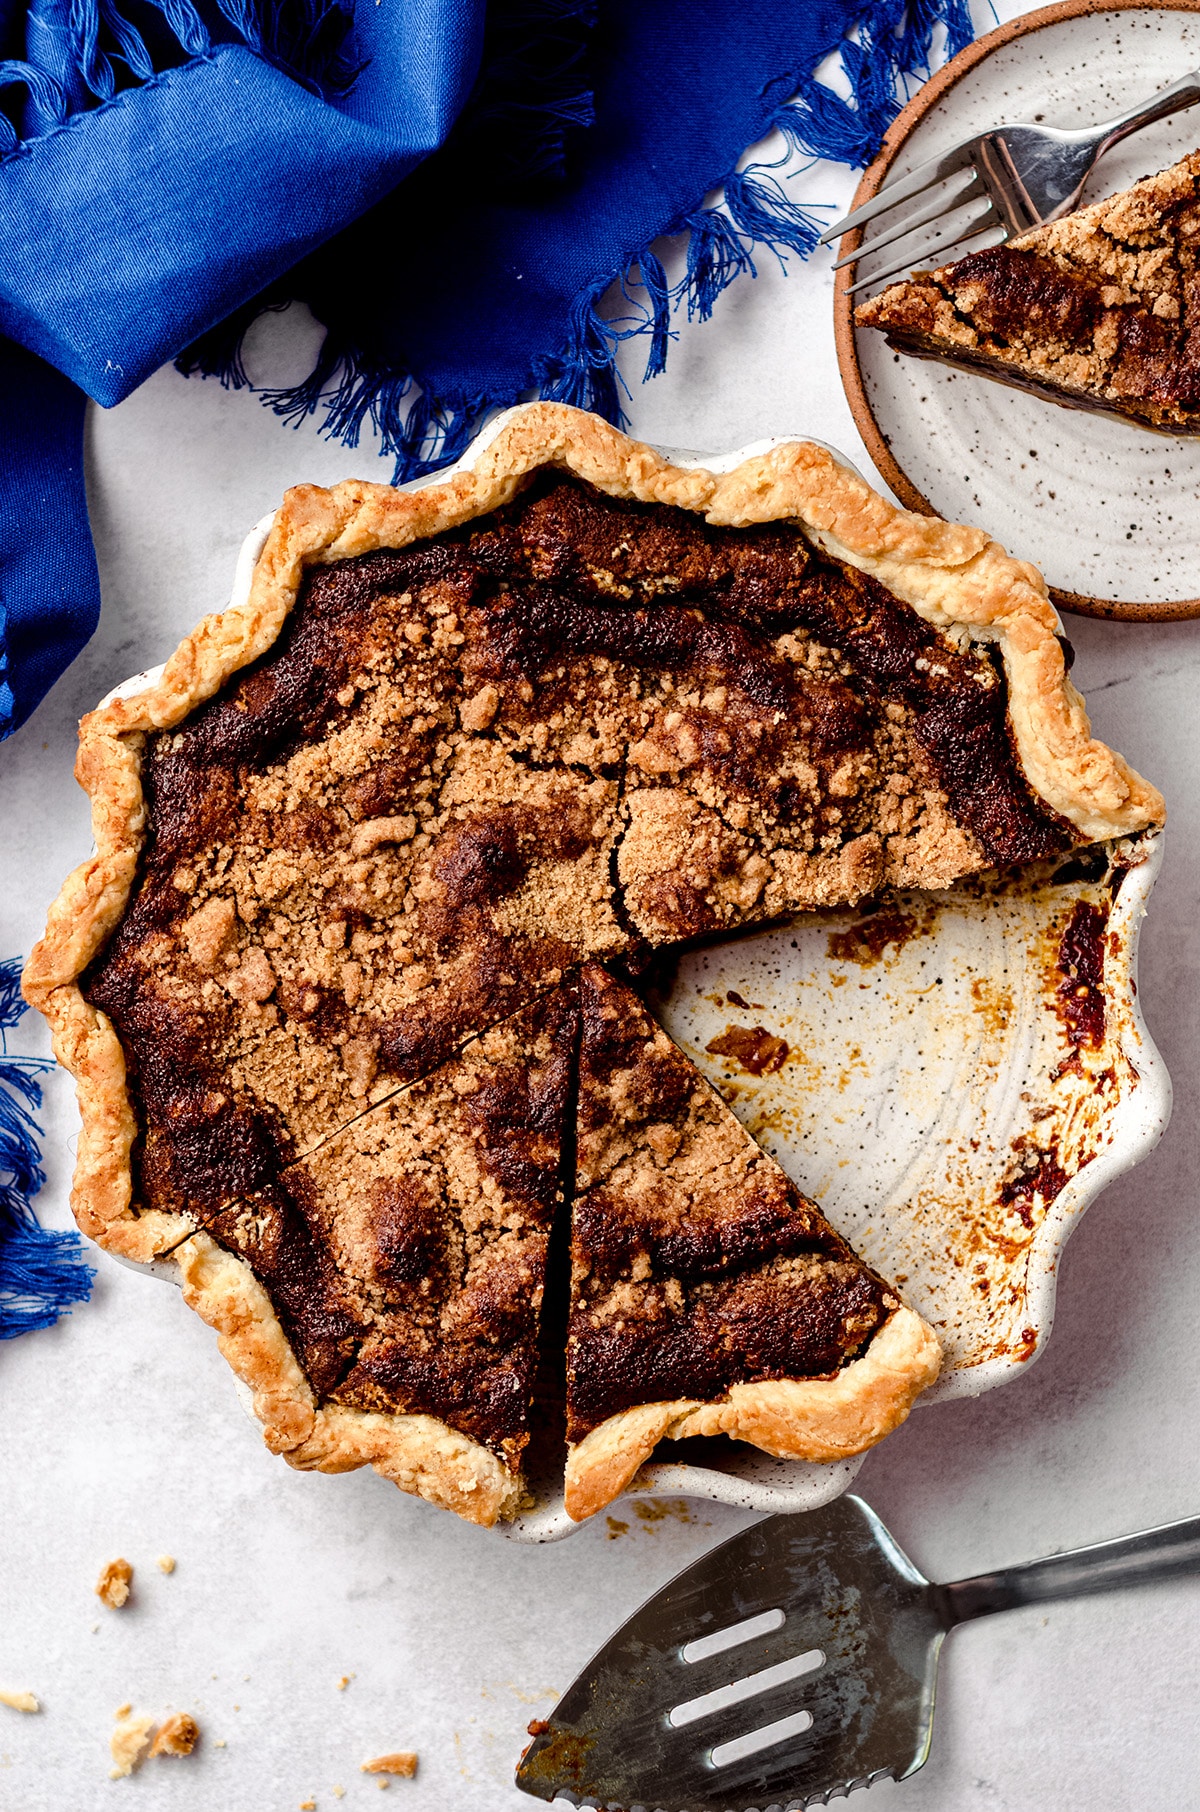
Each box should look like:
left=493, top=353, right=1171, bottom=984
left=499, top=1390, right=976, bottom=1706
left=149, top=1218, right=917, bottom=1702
left=515, top=1494, right=1200, bottom=1812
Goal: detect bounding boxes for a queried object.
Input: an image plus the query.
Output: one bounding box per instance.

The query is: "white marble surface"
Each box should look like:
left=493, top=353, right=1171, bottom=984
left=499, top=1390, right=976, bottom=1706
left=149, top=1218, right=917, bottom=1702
left=3, top=5, right=1200, bottom=1806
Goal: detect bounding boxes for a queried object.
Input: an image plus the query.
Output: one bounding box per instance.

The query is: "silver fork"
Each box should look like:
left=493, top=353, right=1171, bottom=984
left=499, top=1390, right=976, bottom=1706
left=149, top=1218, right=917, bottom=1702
left=822, top=71, right=1200, bottom=295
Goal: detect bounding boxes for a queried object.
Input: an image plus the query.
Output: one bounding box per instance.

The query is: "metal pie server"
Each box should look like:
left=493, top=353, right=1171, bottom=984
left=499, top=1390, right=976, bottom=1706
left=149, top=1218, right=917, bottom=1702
left=516, top=1494, right=1200, bottom=1810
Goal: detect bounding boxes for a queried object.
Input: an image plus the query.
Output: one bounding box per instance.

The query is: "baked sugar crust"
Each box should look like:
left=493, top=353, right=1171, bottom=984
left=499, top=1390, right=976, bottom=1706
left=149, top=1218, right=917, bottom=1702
left=23, top=402, right=1163, bottom=1523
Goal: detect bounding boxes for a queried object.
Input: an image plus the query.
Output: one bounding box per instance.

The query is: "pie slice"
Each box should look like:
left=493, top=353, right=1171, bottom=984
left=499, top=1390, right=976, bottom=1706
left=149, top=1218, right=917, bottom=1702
left=174, top=984, right=577, bottom=1525
left=562, top=965, right=940, bottom=1521
left=856, top=148, right=1200, bottom=431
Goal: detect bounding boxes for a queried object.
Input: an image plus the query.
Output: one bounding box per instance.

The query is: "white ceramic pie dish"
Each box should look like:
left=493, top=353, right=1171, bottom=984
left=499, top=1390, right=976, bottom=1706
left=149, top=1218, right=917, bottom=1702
left=100, top=414, right=1171, bottom=1541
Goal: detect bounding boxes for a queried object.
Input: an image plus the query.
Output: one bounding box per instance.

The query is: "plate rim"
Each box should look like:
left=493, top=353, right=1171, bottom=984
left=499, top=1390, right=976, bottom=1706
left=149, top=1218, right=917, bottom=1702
left=832, top=0, right=1200, bottom=624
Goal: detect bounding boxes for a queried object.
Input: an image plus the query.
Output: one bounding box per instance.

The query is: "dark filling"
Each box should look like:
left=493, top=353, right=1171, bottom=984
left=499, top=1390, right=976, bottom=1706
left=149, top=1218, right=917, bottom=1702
left=873, top=326, right=1200, bottom=438
left=565, top=966, right=893, bottom=1437
left=867, top=243, right=1200, bottom=427
left=80, top=472, right=1079, bottom=1458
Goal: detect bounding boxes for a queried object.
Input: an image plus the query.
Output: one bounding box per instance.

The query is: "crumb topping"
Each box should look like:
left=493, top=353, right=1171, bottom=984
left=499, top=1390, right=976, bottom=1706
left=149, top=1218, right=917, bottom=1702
left=110, top=1711, right=154, bottom=1778
left=79, top=474, right=1063, bottom=1449
left=149, top=1712, right=199, bottom=1757
left=565, top=965, right=895, bottom=1438
left=858, top=148, right=1200, bottom=428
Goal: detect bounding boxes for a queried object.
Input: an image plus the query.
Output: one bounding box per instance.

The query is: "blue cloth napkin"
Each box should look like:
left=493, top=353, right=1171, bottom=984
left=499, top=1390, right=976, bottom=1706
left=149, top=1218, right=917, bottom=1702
left=0, top=0, right=972, bottom=734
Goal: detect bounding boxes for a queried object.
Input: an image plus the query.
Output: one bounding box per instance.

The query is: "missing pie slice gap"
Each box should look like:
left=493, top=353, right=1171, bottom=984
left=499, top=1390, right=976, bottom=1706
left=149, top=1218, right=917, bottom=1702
left=563, top=966, right=939, bottom=1521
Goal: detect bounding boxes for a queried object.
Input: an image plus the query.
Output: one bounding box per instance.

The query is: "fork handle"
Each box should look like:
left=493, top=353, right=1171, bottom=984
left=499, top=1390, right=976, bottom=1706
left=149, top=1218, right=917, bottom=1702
left=1087, top=71, right=1200, bottom=155
left=939, top=1514, right=1200, bottom=1624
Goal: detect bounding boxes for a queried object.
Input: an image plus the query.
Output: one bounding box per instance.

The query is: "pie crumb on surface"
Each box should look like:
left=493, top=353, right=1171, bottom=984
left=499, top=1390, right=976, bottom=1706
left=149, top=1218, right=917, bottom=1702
left=114, top=1703, right=132, bottom=1720
left=299, top=1801, right=316, bottom=1809
left=157, top=1554, right=176, bottom=1574
left=96, top=1558, right=133, bottom=1608
left=109, top=1712, right=154, bottom=1778
left=336, top=1674, right=353, bottom=1691
left=362, top=1752, right=419, bottom=1777
left=150, top=1712, right=199, bottom=1757
left=0, top=1689, right=39, bottom=1713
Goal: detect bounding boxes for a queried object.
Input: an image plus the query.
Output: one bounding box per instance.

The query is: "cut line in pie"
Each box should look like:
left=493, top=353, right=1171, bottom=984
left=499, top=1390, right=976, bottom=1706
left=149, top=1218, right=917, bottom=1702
left=24, top=404, right=1164, bottom=1525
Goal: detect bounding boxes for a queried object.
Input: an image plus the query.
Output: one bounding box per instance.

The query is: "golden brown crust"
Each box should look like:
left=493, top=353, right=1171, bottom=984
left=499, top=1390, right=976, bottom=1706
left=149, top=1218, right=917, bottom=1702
left=562, top=1304, right=941, bottom=1521
left=361, top=1754, right=419, bottom=1778
left=703, top=440, right=1164, bottom=840
left=23, top=401, right=1161, bottom=1521
left=174, top=1234, right=520, bottom=1526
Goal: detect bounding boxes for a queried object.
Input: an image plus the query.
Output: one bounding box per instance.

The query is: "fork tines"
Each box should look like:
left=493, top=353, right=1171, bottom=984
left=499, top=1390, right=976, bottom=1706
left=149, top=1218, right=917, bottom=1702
left=822, top=137, right=1005, bottom=294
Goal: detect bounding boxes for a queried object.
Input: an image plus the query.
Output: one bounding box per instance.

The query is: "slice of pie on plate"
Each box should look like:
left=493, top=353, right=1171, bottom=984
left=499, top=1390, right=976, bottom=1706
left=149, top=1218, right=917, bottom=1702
left=563, top=965, right=939, bottom=1521
left=856, top=147, right=1200, bottom=431
left=23, top=402, right=1163, bottom=1525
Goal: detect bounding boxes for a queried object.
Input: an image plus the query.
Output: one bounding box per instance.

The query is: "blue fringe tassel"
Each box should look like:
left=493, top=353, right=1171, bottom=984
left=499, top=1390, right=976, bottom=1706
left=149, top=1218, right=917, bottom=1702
left=0, top=0, right=357, bottom=148
left=190, top=0, right=974, bottom=482
left=782, top=0, right=975, bottom=168
left=0, top=957, right=94, bottom=1340
left=681, top=208, right=758, bottom=323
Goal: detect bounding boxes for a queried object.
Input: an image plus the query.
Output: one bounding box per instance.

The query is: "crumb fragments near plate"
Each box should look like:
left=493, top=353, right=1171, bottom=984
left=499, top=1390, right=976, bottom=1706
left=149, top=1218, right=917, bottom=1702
left=96, top=1558, right=133, bottom=1608
left=362, top=1752, right=419, bottom=1778
left=157, top=1554, right=176, bottom=1574
left=0, top=1689, right=39, bottom=1713
left=109, top=1712, right=154, bottom=1778
left=150, top=1712, right=199, bottom=1757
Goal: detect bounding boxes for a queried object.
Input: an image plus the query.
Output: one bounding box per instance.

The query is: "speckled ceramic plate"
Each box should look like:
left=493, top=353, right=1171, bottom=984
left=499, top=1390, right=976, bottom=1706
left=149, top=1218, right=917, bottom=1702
left=102, top=420, right=1171, bottom=1542
left=835, top=0, right=1200, bottom=621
